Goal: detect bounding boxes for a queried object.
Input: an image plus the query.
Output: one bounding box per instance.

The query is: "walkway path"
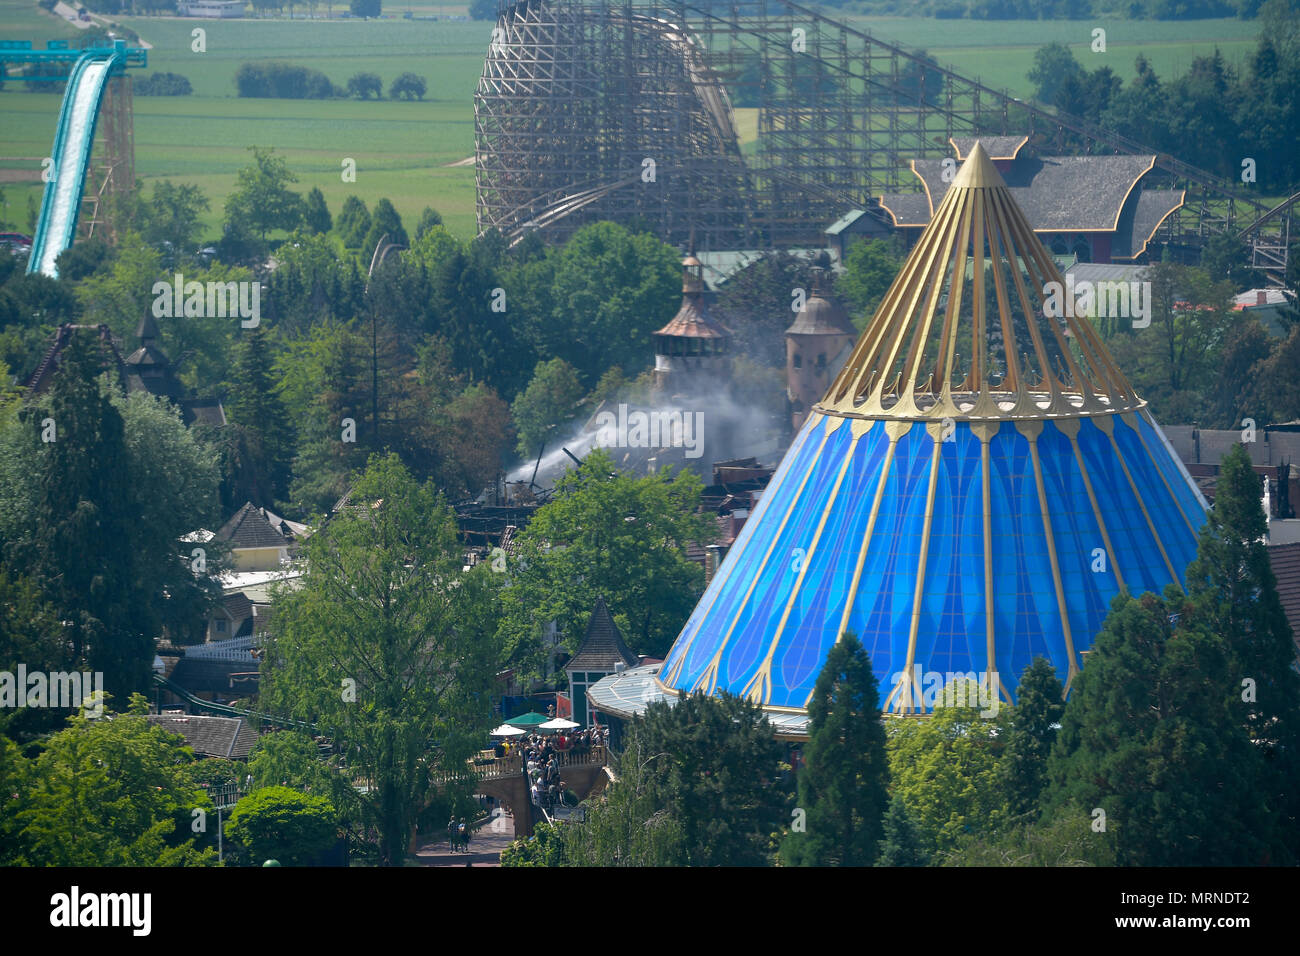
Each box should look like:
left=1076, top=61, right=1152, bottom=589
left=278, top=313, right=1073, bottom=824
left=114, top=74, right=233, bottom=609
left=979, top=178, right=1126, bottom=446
left=414, top=808, right=516, bottom=867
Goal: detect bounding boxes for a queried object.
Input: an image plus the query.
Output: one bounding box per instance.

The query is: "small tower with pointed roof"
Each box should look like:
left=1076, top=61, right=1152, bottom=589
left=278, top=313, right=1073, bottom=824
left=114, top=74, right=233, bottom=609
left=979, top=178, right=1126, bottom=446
left=652, top=249, right=731, bottom=400
left=785, top=267, right=857, bottom=431
left=124, top=313, right=182, bottom=402
left=565, top=596, right=639, bottom=727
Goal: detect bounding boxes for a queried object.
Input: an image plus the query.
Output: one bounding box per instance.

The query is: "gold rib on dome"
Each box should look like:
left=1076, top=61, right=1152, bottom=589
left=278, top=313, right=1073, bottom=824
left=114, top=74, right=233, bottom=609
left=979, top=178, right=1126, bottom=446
left=818, top=141, right=1143, bottom=423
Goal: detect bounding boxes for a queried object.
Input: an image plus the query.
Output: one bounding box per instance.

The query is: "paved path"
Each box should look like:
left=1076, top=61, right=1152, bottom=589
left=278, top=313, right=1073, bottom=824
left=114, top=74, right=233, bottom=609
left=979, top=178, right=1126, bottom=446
left=415, top=808, right=516, bottom=867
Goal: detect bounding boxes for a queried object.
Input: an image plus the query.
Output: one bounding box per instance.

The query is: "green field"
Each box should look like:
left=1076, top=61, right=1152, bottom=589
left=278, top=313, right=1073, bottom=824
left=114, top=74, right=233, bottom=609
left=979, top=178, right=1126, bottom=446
left=0, top=2, right=1267, bottom=243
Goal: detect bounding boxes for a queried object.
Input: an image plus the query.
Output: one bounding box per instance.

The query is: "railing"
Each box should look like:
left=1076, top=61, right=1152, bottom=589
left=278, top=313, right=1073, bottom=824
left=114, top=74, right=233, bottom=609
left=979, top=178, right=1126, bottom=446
left=431, top=745, right=609, bottom=785
left=186, top=635, right=259, bottom=661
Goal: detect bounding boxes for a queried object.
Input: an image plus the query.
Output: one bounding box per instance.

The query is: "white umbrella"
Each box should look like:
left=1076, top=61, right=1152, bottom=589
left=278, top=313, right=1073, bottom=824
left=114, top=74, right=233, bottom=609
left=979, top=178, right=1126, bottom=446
left=491, top=723, right=526, bottom=736
left=538, top=718, right=579, bottom=730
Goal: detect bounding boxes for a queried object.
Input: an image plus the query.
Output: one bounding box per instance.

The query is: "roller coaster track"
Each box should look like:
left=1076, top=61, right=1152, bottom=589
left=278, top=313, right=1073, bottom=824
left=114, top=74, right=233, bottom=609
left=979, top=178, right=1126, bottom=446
left=479, top=0, right=1293, bottom=279
left=27, top=47, right=126, bottom=278
left=152, top=672, right=315, bottom=733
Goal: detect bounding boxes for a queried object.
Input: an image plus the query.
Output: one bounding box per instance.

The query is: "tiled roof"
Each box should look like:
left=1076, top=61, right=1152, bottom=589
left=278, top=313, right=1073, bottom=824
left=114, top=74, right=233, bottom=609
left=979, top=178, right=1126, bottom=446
left=147, top=714, right=256, bottom=759
left=567, top=596, right=639, bottom=673
left=221, top=591, right=254, bottom=621
left=1268, top=542, right=1300, bottom=653
left=215, top=502, right=290, bottom=550
left=950, top=135, right=1028, bottom=160
left=911, top=153, right=1159, bottom=232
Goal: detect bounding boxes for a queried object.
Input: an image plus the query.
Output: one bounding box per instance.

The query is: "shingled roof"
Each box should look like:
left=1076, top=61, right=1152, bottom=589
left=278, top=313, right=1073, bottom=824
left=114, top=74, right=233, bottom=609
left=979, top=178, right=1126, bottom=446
left=215, top=502, right=291, bottom=550
left=567, top=596, right=639, bottom=673
left=1267, top=542, right=1300, bottom=654
left=147, top=714, right=257, bottom=759
left=877, top=141, right=1184, bottom=259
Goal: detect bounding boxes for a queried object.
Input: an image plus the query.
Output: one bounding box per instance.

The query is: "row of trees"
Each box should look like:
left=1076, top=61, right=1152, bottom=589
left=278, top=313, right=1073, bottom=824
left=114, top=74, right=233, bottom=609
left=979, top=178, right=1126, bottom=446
left=1027, top=2, right=1300, bottom=191
left=344, top=72, right=427, bottom=100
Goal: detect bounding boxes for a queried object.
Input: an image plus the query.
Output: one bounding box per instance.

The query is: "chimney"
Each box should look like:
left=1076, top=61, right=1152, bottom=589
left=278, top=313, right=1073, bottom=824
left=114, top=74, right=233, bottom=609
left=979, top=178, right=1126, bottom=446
left=1257, top=290, right=1267, bottom=306
left=705, top=544, right=725, bottom=584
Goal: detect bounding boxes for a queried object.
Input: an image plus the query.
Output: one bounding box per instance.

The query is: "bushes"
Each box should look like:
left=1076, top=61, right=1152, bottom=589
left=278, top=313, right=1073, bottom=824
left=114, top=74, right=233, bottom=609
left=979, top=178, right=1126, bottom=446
left=389, top=72, right=427, bottom=100
left=346, top=72, right=383, bottom=100
left=235, top=62, right=335, bottom=99
left=135, top=72, right=193, bottom=96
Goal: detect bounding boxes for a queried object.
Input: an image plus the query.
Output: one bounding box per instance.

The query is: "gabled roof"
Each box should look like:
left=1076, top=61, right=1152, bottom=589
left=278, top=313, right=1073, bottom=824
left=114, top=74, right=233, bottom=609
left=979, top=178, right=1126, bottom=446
left=23, top=324, right=127, bottom=395
left=878, top=143, right=1183, bottom=253
left=215, top=502, right=291, bottom=550
left=147, top=714, right=257, bottom=759
left=950, top=135, right=1028, bottom=161
left=567, top=596, right=638, bottom=674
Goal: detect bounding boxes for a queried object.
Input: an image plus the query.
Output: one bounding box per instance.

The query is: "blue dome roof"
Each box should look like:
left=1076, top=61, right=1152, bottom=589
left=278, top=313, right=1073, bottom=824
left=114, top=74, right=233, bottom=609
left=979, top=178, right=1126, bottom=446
left=658, top=142, right=1207, bottom=714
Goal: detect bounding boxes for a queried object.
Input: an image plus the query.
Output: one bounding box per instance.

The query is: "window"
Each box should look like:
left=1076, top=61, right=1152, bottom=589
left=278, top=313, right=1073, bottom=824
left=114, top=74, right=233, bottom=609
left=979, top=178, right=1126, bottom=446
left=215, top=618, right=227, bottom=633
left=817, top=353, right=826, bottom=367
left=793, top=354, right=802, bottom=369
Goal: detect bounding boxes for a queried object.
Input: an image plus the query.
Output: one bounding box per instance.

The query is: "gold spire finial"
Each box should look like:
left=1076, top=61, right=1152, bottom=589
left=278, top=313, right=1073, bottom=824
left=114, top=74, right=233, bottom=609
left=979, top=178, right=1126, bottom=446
left=950, top=139, right=1007, bottom=190
left=814, top=140, right=1142, bottom=423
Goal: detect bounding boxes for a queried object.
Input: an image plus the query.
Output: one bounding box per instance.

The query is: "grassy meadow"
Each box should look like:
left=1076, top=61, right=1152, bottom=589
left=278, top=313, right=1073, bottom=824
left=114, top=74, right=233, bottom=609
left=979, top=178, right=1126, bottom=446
left=0, top=0, right=1266, bottom=244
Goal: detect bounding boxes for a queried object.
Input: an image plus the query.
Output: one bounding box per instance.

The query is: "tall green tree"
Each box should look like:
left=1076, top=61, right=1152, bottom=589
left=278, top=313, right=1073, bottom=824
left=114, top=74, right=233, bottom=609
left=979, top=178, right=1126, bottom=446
left=876, top=794, right=927, bottom=866
left=9, top=332, right=142, bottom=696
left=497, top=449, right=713, bottom=664
left=362, top=197, right=408, bottom=254
left=781, top=632, right=889, bottom=867
left=224, top=146, right=305, bottom=240
left=1045, top=588, right=1278, bottom=866
left=414, top=207, right=443, bottom=240
left=1185, top=443, right=1300, bottom=853
left=886, top=679, right=1010, bottom=857
left=997, top=656, right=1065, bottom=822
left=632, top=691, right=789, bottom=867
left=142, top=180, right=210, bottom=260
left=303, top=187, right=332, bottom=235
left=838, top=238, right=904, bottom=328
left=225, top=324, right=294, bottom=506
left=336, top=196, right=371, bottom=251
left=510, top=357, right=585, bottom=457
left=260, top=454, right=502, bottom=865
left=545, top=222, right=680, bottom=386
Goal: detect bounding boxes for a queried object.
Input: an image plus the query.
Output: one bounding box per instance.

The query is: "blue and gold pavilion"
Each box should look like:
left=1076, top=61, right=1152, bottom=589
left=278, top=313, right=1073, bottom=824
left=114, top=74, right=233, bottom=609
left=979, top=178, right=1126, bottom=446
left=653, top=141, right=1208, bottom=716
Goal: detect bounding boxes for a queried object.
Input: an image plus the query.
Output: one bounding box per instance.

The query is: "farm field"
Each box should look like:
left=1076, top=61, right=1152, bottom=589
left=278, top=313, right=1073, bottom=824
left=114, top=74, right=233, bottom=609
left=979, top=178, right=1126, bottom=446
left=0, top=1, right=1266, bottom=243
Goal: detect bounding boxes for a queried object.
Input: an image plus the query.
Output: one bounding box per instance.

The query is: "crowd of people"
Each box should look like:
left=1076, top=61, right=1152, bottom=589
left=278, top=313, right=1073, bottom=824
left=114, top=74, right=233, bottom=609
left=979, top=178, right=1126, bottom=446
left=493, top=726, right=608, bottom=811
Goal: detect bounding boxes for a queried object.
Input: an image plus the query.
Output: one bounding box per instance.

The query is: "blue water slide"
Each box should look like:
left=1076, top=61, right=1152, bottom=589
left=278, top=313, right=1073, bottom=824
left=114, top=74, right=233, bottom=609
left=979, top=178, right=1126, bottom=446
left=26, top=47, right=125, bottom=278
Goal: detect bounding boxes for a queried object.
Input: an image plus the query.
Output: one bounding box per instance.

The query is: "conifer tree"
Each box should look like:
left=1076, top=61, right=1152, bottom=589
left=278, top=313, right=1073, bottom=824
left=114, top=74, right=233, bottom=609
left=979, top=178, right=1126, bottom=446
left=1045, top=589, right=1277, bottom=865
left=17, top=332, right=145, bottom=697
left=337, top=196, right=370, bottom=251
left=781, top=632, right=889, bottom=866
left=304, top=187, right=332, bottom=235
left=877, top=794, right=927, bottom=866
left=226, top=323, right=294, bottom=506
left=1185, top=443, right=1300, bottom=855
left=998, top=656, right=1065, bottom=822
